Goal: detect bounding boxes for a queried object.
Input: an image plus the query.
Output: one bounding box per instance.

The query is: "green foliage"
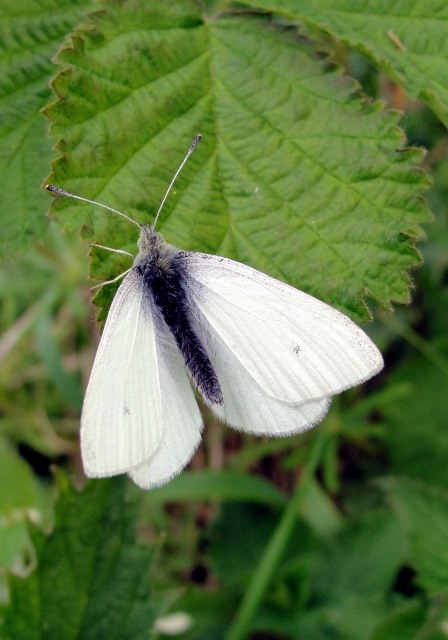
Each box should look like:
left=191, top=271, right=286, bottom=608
left=243, top=0, right=448, bottom=127
left=0, top=439, right=52, bottom=600
left=0, top=0, right=447, bottom=639
left=2, top=476, right=156, bottom=640
left=143, top=470, right=288, bottom=507
left=0, top=0, right=88, bottom=258
left=382, top=478, right=448, bottom=595
left=43, top=1, right=428, bottom=322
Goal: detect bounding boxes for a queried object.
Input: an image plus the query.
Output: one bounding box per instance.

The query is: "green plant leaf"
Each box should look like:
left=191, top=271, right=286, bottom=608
left=0, top=439, right=43, bottom=584
left=368, top=600, right=429, bottom=640
left=300, top=476, right=344, bottom=539
left=312, top=513, right=405, bottom=602
left=35, top=313, right=83, bottom=411
left=381, top=349, right=448, bottom=488
left=142, top=470, right=287, bottom=507
left=3, top=476, right=156, bottom=640
left=44, top=0, right=429, bottom=322
left=208, top=502, right=316, bottom=594
left=309, top=513, right=406, bottom=639
left=381, top=477, right=448, bottom=595
left=241, top=0, right=448, bottom=127
left=0, top=0, right=88, bottom=260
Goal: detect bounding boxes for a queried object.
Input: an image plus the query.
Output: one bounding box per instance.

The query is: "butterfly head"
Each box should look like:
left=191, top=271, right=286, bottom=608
left=134, top=225, right=178, bottom=269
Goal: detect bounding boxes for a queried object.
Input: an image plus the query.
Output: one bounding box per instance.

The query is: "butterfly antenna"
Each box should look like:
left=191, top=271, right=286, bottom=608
left=152, top=134, right=202, bottom=229
left=45, top=185, right=142, bottom=230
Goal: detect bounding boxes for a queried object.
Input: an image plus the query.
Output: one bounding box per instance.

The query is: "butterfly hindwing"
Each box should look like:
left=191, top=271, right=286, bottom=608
left=196, top=317, right=331, bottom=435
left=128, top=308, right=203, bottom=488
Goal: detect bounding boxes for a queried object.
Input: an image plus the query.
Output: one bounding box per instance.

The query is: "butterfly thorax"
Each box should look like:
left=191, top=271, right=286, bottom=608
left=133, top=225, right=179, bottom=273
left=132, top=224, right=224, bottom=407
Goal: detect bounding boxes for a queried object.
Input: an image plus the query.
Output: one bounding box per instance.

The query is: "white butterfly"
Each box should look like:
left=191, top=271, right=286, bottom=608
left=47, top=136, right=383, bottom=489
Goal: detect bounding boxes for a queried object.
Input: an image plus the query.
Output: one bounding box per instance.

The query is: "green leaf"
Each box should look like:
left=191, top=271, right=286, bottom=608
left=324, top=595, right=389, bottom=640
left=35, top=313, right=83, bottom=411
left=241, top=0, right=448, bottom=127
left=3, top=476, right=156, bottom=640
left=174, top=588, right=236, bottom=640
left=300, top=476, right=344, bottom=539
left=142, top=470, right=287, bottom=508
left=0, top=439, right=42, bottom=581
left=368, top=600, right=428, bottom=640
left=208, top=502, right=316, bottom=594
left=309, top=513, right=406, bottom=639
left=209, top=503, right=283, bottom=590
left=0, top=0, right=88, bottom=260
left=44, top=0, right=429, bottom=322
left=381, top=350, right=448, bottom=487
left=381, top=477, right=448, bottom=596
left=312, top=513, right=405, bottom=602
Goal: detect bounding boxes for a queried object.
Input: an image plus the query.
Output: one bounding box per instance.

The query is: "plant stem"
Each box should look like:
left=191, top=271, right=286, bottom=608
left=225, top=431, right=327, bottom=640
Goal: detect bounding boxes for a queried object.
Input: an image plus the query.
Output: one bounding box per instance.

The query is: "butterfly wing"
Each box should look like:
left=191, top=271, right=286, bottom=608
left=197, top=319, right=331, bottom=434
left=182, top=253, right=382, bottom=427
left=128, top=320, right=203, bottom=489
left=81, top=269, right=202, bottom=479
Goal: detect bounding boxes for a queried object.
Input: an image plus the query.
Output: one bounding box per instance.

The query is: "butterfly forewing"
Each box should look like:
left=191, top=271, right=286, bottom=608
left=183, top=253, right=383, bottom=405
left=81, top=270, right=165, bottom=476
